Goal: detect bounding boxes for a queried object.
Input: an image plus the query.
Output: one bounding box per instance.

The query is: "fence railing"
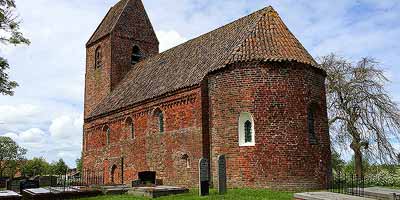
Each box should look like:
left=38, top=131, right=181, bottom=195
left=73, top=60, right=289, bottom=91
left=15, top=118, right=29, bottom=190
left=6, top=169, right=104, bottom=193
left=48, top=169, right=104, bottom=193
left=328, top=172, right=365, bottom=197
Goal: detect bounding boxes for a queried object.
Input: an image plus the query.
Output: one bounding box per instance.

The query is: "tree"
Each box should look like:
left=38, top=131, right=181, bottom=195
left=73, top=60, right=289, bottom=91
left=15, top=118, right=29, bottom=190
left=76, top=157, right=82, bottom=173
left=320, top=54, right=400, bottom=177
left=21, top=157, right=50, bottom=177
left=0, top=136, right=26, bottom=177
left=50, top=159, right=68, bottom=175
left=0, top=0, right=30, bottom=95
left=331, top=150, right=345, bottom=174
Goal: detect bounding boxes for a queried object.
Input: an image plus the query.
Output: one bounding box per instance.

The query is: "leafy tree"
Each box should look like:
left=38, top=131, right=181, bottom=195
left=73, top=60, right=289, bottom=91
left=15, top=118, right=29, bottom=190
left=76, top=157, right=82, bottom=173
left=50, top=159, right=69, bottom=175
left=0, top=0, right=30, bottom=95
left=331, top=151, right=345, bottom=174
left=320, top=54, right=400, bottom=177
left=0, top=136, right=26, bottom=177
left=21, top=157, right=50, bottom=177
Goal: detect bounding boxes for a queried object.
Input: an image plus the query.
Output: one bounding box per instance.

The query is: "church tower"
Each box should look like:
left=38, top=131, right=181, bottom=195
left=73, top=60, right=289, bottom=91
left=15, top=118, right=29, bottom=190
left=84, top=0, right=159, bottom=118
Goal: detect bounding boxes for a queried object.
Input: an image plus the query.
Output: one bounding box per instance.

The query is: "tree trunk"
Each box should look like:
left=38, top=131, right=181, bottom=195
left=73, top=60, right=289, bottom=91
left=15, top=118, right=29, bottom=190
left=350, top=139, right=363, bottom=177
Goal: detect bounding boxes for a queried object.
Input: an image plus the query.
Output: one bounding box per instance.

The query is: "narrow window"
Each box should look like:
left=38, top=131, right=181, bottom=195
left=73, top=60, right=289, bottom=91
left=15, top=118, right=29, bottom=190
left=308, top=104, right=318, bottom=144
left=125, top=117, right=134, bottom=139
left=158, top=112, right=164, bottom=133
left=103, top=125, right=110, bottom=145
left=238, top=112, right=255, bottom=146
left=131, top=46, right=143, bottom=64
left=130, top=123, right=134, bottom=139
left=244, top=120, right=252, bottom=143
left=95, top=46, right=102, bottom=69
left=154, top=108, right=164, bottom=133
left=106, top=128, right=110, bottom=145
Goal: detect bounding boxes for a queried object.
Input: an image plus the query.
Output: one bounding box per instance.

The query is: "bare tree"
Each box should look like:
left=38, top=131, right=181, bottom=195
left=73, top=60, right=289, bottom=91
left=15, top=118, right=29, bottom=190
left=319, top=53, right=400, bottom=177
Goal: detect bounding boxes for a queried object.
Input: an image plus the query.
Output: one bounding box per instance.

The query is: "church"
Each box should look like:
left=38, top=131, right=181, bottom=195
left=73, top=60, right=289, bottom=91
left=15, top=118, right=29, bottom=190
left=82, top=0, right=331, bottom=190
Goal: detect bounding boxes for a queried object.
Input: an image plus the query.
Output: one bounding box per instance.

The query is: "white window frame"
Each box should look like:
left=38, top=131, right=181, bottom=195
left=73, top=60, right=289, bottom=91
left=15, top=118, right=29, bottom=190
left=238, top=112, right=255, bottom=146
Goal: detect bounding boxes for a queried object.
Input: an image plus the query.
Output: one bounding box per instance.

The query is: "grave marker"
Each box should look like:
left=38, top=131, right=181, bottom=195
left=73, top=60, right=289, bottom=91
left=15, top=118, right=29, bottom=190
left=198, top=158, right=209, bottom=196
left=217, top=155, right=227, bottom=194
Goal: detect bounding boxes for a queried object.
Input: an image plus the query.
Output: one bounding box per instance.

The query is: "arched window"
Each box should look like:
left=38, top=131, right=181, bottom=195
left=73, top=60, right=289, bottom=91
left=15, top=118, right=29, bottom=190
left=95, top=46, right=103, bottom=69
left=238, top=112, right=255, bottom=146
left=103, top=125, right=110, bottom=145
left=154, top=108, right=164, bottom=133
left=308, top=103, right=318, bottom=144
left=131, top=45, right=143, bottom=64
left=125, top=117, right=134, bottom=139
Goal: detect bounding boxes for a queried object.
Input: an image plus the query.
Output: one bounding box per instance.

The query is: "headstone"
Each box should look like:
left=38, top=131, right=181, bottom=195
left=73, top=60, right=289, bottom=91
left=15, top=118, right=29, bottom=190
left=19, top=180, right=39, bottom=193
left=217, top=155, right=227, bottom=194
left=138, top=171, right=156, bottom=185
left=198, top=158, right=209, bottom=196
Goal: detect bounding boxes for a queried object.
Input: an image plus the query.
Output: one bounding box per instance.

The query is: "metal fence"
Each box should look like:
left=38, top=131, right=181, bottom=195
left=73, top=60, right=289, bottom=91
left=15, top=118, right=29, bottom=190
left=48, top=169, right=104, bottom=192
left=328, top=172, right=365, bottom=197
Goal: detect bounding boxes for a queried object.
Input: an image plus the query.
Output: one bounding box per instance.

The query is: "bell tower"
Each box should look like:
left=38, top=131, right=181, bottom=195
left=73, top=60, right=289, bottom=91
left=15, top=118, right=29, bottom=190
left=84, top=0, right=159, bottom=118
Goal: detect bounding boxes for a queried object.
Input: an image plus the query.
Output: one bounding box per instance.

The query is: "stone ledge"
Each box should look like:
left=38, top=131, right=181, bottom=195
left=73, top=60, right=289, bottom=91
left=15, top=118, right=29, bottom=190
left=294, top=192, right=375, bottom=200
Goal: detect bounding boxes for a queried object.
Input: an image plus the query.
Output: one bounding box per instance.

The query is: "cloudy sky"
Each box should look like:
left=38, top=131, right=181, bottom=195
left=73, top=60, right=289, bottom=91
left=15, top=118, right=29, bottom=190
left=0, top=0, right=399, bottom=167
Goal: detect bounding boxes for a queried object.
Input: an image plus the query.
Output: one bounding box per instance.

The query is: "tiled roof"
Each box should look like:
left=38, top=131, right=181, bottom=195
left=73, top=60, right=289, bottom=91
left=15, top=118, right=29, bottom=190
left=87, top=6, right=318, bottom=119
left=86, top=0, right=129, bottom=46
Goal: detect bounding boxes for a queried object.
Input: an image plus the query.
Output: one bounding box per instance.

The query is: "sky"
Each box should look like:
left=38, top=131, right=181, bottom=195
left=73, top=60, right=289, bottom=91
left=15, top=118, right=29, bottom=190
left=0, top=0, right=399, bottom=167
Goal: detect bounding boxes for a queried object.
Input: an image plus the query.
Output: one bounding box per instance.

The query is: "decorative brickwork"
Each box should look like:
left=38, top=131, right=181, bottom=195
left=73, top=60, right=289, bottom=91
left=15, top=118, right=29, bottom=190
left=83, top=88, right=204, bottom=187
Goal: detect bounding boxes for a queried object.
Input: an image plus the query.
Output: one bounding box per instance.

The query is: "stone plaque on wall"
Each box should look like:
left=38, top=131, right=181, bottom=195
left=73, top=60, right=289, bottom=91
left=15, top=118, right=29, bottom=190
left=217, top=155, right=227, bottom=194
left=198, top=158, right=209, bottom=196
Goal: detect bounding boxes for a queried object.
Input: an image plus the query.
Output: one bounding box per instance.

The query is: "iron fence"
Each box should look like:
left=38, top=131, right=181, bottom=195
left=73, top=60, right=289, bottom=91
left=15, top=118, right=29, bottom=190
left=328, top=172, right=365, bottom=197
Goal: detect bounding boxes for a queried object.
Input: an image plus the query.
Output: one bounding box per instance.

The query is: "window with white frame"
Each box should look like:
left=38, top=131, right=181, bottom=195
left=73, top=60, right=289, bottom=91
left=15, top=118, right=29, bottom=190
left=238, top=112, right=255, bottom=146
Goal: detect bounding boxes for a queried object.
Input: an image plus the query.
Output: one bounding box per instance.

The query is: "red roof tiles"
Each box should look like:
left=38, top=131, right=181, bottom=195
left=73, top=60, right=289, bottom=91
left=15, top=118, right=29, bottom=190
left=87, top=6, right=318, bottom=119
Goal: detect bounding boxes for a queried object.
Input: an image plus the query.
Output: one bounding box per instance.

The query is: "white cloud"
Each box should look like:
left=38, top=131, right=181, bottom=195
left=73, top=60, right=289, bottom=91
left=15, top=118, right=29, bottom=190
left=19, top=128, right=46, bottom=144
left=49, top=114, right=83, bottom=140
left=3, top=128, right=47, bottom=149
left=0, top=104, right=39, bottom=124
left=156, top=30, right=187, bottom=52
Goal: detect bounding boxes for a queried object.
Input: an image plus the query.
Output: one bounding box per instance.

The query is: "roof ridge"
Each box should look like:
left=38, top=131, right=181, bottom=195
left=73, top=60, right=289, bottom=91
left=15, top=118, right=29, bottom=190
left=223, top=5, right=318, bottom=66
left=86, top=5, right=320, bottom=120
left=222, top=7, right=270, bottom=66
left=156, top=6, right=269, bottom=56
left=86, top=7, right=113, bottom=47
left=110, top=0, right=130, bottom=34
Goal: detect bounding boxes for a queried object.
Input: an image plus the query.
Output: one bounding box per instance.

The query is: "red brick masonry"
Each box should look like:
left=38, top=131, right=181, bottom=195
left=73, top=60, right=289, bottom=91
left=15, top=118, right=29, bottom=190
left=82, top=0, right=331, bottom=190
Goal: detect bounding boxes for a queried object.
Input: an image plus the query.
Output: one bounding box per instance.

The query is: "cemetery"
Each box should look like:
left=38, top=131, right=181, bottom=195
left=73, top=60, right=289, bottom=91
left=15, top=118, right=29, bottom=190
left=0, top=156, right=399, bottom=199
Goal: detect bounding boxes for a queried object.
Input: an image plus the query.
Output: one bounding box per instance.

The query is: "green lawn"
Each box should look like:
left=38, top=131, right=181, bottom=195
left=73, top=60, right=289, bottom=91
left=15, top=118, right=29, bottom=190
left=80, top=189, right=294, bottom=200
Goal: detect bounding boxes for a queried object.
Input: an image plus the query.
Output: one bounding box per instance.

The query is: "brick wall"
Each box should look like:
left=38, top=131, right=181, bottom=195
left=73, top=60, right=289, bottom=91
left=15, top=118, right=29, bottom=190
left=84, top=36, right=112, bottom=118
left=207, top=61, right=331, bottom=190
left=83, top=87, right=204, bottom=187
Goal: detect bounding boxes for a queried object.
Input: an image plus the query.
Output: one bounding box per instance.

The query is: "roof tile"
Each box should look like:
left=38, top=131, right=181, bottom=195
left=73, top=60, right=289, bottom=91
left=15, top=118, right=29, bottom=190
left=87, top=6, right=319, bottom=119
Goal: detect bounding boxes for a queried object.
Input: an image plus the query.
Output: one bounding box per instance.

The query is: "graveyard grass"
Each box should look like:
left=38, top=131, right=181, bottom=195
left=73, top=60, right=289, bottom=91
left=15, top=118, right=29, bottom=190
left=80, top=189, right=294, bottom=200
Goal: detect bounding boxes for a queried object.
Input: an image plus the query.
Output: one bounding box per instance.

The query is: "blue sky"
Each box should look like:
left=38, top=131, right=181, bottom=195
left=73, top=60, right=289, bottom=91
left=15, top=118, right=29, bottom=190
left=0, top=0, right=399, bottom=167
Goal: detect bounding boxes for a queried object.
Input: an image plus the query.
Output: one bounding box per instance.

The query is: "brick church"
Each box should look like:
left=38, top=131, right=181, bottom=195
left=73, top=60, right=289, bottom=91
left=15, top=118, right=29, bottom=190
left=82, top=0, right=331, bottom=190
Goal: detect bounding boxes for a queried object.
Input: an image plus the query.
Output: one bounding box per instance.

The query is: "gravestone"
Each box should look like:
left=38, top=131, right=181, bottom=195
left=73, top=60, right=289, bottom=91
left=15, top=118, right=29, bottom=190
left=198, top=158, right=209, bottom=196
left=217, top=155, right=227, bottom=194
left=138, top=171, right=156, bottom=185
left=19, top=180, right=39, bottom=193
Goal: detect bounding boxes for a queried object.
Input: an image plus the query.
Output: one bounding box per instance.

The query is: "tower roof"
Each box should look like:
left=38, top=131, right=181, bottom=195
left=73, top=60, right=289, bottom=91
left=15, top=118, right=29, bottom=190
left=87, top=6, right=319, bottom=120
left=86, top=0, right=158, bottom=47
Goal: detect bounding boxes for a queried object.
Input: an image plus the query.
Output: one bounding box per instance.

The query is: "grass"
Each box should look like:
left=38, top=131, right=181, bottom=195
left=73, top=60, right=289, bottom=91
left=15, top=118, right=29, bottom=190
left=80, top=189, right=294, bottom=200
